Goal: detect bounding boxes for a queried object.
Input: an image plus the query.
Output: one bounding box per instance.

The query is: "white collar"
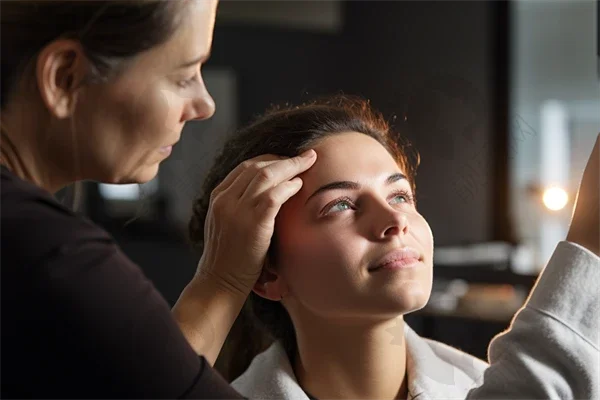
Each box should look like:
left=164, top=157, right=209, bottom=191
left=232, top=324, right=487, bottom=400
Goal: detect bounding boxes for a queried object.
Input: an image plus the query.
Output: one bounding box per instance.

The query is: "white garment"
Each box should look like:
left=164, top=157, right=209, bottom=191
left=232, top=241, right=599, bottom=399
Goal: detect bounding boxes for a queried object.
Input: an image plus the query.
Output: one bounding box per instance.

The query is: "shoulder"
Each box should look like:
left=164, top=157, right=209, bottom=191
left=232, top=342, right=308, bottom=400
left=1, top=167, right=112, bottom=269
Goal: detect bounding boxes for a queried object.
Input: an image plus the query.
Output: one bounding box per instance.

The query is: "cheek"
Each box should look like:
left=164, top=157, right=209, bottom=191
left=277, top=228, right=335, bottom=282
left=411, top=214, right=434, bottom=299
left=99, top=78, right=185, bottom=149
left=412, top=214, right=434, bottom=257
left=130, top=89, right=185, bottom=143
left=275, top=216, right=366, bottom=298
left=74, top=88, right=140, bottom=163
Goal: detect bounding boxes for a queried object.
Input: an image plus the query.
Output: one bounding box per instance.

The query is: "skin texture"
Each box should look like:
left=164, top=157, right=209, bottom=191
left=0, top=0, right=218, bottom=192
left=253, top=132, right=434, bottom=399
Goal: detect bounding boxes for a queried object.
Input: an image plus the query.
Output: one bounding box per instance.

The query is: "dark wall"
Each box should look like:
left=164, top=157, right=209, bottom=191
left=209, top=26, right=340, bottom=122
left=341, top=1, right=500, bottom=246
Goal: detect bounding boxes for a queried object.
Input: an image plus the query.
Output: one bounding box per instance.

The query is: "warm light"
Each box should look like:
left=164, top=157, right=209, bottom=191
left=542, top=187, right=569, bottom=211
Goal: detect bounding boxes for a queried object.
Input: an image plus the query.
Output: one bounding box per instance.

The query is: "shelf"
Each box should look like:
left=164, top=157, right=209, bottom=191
left=433, top=264, right=538, bottom=288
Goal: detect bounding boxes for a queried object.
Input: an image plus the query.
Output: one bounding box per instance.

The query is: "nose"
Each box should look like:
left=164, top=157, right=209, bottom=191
left=186, top=76, right=216, bottom=122
left=190, top=90, right=216, bottom=121
left=373, top=204, right=409, bottom=240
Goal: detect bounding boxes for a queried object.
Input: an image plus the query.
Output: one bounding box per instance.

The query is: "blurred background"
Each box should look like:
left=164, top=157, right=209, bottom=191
left=66, top=0, right=599, bottom=376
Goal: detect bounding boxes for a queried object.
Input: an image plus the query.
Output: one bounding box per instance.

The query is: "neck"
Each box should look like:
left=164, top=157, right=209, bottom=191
left=293, top=314, right=408, bottom=400
left=1, top=101, right=72, bottom=193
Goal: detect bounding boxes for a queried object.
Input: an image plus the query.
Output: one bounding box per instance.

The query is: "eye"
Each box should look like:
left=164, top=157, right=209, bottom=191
left=389, top=189, right=414, bottom=205
left=177, top=74, right=197, bottom=89
left=322, top=197, right=355, bottom=215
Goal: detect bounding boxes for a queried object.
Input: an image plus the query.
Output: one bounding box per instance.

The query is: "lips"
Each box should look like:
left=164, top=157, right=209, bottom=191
left=368, top=247, right=422, bottom=272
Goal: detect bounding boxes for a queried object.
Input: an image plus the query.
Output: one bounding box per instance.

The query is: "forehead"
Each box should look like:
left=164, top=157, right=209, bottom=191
left=300, top=132, right=402, bottom=188
left=125, top=0, right=216, bottom=73
left=171, top=0, right=217, bottom=51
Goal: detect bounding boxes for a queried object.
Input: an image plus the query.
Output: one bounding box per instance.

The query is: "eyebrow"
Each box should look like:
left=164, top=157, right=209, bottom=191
left=305, top=173, right=407, bottom=205
left=177, top=51, right=211, bottom=69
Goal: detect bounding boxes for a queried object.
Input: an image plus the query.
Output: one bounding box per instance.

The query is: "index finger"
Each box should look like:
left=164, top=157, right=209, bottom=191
left=213, top=154, right=289, bottom=195
left=240, top=150, right=317, bottom=200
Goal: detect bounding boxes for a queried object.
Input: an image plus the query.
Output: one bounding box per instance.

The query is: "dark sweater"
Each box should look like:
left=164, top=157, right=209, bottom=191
left=0, top=166, right=244, bottom=399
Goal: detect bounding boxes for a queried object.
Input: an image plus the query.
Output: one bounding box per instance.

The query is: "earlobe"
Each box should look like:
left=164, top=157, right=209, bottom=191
left=252, top=266, right=289, bottom=302
left=36, top=39, right=87, bottom=118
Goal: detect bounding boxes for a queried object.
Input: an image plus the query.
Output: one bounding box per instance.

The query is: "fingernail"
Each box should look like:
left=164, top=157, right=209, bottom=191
left=301, top=149, right=316, bottom=158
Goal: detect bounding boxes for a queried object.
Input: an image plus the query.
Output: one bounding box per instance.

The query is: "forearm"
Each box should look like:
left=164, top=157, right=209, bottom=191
left=172, top=275, right=249, bottom=365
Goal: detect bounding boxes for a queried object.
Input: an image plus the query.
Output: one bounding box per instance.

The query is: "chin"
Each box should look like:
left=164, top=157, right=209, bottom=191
left=382, top=283, right=432, bottom=316
left=134, top=164, right=160, bottom=183
left=107, top=164, right=160, bottom=185
left=401, top=296, right=430, bottom=315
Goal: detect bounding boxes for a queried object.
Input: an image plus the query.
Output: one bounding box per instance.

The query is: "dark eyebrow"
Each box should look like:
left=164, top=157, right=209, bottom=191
left=305, top=173, right=407, bottom=205
left=386, top=173, right=406, bottom=185
left=177, top=51, right=211, bottom=69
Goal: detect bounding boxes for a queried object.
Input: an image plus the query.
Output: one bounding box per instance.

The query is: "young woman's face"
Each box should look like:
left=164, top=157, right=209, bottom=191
left=274, top=132, right=434, bottom=321
left=70, top=0, right=217, bottom=184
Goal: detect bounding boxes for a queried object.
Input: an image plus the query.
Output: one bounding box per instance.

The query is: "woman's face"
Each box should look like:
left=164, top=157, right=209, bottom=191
left=70, top=0, right=217, bottom=184
left=274, top=132, right=434, bottom=322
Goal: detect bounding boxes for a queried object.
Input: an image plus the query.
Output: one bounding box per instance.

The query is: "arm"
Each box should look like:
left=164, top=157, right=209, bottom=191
left=468, top=241, right=599, bottom=399
left=172, top=273, right=248, bottom=366
left=468, top=134, right=600, bottom=399
left=0, top=163, right=246, bottom=398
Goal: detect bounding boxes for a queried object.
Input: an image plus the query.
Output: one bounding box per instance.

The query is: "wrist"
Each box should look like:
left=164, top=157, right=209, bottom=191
left=173, top=273, right=249, bottom=363
left=191, top=270, right=253, bottom=301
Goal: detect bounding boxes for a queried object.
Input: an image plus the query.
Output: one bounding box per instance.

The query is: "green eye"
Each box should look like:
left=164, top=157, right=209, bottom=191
left=389, top=190, right=414, bottom=205
left=390, top=195, right=407, bottom=204
left=323, top=197, right=355, bottom=215
left=330, top=201, right=351, bottom=212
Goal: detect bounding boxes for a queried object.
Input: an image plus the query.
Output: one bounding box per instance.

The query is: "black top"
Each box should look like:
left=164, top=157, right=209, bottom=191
left=0, top=166, right=244, bottom=399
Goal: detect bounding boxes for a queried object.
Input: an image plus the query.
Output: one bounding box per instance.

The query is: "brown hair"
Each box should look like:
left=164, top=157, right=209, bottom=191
left=189, top=95, right=419, bottom=381
left=0, top=0, right=187, bottom=109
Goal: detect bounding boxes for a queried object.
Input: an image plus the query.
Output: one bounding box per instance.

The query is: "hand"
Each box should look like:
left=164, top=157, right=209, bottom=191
left=566, top=133, right=599, bottom=256
left=195, top=149, right=317, bottom=295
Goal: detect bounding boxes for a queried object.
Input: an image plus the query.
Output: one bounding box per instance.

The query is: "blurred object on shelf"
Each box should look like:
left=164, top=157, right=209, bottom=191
left=428, top=279, right=469, bottom=312
left=434, top=242, right=512, bottom=268
left=426, top=279, right=527, bottom=322
left=434, top=240, right=539, bottom=278
left=510, top=242, right=536, bottom=275
left=457, top=283, right=526, bottom=320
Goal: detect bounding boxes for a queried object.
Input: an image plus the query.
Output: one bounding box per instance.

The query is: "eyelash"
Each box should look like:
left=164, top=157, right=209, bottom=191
left=322, top=189, right=415, bottom=216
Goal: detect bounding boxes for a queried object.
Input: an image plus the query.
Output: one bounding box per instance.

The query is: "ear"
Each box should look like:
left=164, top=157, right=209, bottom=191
left=36, top=39, right=89, bottom=119
left=252, top=259, right=289, bottom=302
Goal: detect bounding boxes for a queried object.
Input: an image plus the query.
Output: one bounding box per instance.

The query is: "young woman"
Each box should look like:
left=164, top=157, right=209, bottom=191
left=190, top=96, right=600, bottom=400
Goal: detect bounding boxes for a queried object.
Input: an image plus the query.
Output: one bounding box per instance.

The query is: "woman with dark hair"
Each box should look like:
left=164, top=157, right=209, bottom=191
left=0, top=1, right=312, bottom=398
left=189, top=96, right=599, bottom=399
